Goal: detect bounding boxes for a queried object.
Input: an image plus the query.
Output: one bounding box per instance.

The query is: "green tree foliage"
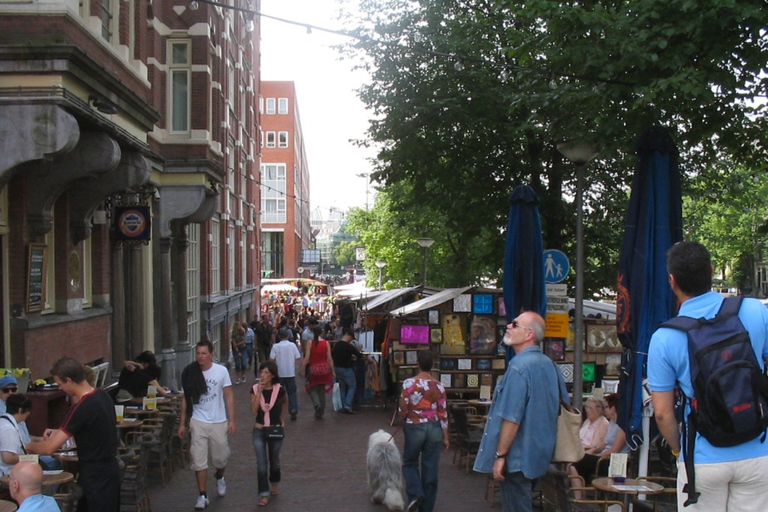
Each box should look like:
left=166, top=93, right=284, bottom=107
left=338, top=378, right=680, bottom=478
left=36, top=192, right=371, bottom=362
left=333, top=240, right=358, bottom=267
left=341, top=0, right=767, bottom=296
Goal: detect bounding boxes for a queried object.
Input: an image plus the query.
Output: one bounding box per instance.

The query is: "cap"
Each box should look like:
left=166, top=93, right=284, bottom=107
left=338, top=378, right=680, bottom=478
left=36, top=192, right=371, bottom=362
left=0, top=376, right=18, bottom=388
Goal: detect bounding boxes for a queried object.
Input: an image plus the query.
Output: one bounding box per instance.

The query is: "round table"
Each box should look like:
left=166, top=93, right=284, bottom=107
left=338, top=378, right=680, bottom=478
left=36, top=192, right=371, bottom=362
left=591, top=477, right=664, bottom=509
left=0, top=499, right=16, bottom=512
left=116, top=419, right=144, bottom=430
left=0, top=471, right=74, bottom=487
left=124, top=408, right=158, bottom=417
left=466, top=399, right=492, bottom=410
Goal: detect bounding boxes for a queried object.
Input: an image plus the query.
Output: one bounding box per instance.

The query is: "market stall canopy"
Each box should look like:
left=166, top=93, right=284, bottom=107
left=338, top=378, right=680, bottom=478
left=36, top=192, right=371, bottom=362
left=390, top=286, right=473, bottom=316
left=333, top=280, right=377, bottom=298
left=261, top=284, right=299, bottom=293
left=362, top=286, right=420, bottom=312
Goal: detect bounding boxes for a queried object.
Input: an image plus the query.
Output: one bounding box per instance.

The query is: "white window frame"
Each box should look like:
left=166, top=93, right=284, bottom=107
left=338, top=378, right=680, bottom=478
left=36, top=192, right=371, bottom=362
left=261, top=164, right=287, bottom=224
left=169, top=40, right=191, bottom=133
left=42, top=222, right=56, bottom=315
left=210, top=217, right=221, bottom=296
left=187, top=223, right=201, bottom=346
left=265, top=131, right=276, bottom=148
left=278, top=98, right=288, bottom=114
left=278, top=131, right=288, bottom=148
left=228, top=223, right=235, bottom=290
left=266, top=98, right=276, bottom=115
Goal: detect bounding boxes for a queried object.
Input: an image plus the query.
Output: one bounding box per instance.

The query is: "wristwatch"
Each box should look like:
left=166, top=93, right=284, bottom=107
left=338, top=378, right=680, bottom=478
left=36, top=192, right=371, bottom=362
left=495, top=452, right=507, bottom=459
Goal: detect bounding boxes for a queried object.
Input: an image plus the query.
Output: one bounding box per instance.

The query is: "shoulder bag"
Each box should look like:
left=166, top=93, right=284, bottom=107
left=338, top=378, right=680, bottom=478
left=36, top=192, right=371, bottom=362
left=551, top=363, right=585, bottom=463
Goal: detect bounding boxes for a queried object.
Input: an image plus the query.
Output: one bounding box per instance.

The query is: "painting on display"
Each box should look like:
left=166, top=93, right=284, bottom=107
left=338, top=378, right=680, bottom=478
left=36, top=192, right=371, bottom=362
left=469, top=315, right=497, bottom=355
left=401, top=325, right=430, bottom=345
left=453, top=294, right=472, bottom=313
left=430, top=329, right=443, bottom=344
left=428, top=310, right=440, bottom=325
left=586, top=323, right=623, bottom=353
left=442, top=314, right=466, bottom=354
left=472, top=294, right=494, bottom=315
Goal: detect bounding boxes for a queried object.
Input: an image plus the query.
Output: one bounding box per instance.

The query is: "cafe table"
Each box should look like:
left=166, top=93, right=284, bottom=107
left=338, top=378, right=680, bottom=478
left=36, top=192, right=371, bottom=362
left=591, top=477, right=664, bottom=510
left=0, top=471, right=74, bottom=488
left=0, top=499, right=15, bottom=512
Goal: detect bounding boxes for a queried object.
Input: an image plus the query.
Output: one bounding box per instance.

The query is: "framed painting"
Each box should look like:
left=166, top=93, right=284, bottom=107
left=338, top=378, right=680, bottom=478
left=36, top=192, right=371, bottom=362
left=544, top=339, right=565, bottom=361
left=586, top=323, right=623, bottom=353
left=393, top=351, right=405, bottom=366
left=405, top=350, right=418, bottom=365
left=430, top=328, right=443, bottom=344
left=428, top=310, right=440, bottom=325
left=439, top=358, right=457, bottom=371
left=453, top=294, right=472, bottom=312
left=472, top=294, right=494, bottom=315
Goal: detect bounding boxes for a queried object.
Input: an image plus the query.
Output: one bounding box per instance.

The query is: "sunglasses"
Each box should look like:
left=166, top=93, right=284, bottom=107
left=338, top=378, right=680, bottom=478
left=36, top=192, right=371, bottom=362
left=511, top=320, right=533, bottom=332
left=1, top=387, right=18, bottom=393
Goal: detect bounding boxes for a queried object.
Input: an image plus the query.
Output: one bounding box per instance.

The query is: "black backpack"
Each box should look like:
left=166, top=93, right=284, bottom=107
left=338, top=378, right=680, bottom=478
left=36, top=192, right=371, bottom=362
left=661, top=296, right=768, bottom=506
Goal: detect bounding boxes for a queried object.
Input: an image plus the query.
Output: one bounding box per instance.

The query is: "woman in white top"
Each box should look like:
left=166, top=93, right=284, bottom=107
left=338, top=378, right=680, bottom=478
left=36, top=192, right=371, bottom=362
left=0, top=394, right=34, bottom=475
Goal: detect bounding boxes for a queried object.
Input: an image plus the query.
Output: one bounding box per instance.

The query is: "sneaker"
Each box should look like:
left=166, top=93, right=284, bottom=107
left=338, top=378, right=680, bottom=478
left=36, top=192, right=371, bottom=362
left=290, top=411, right=297, bottom=421
left=407, top=496, right=423, bottom=512
left=217, top=477, right=226, bottom=497
left=195, top=495, right=209, bottom=510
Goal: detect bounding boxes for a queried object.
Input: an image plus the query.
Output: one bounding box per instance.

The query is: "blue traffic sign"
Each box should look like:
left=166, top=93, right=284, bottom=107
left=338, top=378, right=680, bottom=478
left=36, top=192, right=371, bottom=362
left=543, top=249, right=570, bottom=283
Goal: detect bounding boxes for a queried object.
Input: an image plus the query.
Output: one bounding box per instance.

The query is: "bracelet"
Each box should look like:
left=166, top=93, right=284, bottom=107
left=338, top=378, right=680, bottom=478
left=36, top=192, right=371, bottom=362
left=495, top=452, right=507, bottom=459
left=671, top=449, right=680, bottom=457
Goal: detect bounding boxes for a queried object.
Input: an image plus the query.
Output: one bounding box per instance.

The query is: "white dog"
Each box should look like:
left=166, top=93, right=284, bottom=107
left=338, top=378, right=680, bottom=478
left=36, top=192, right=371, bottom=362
left=367, top=429, right=406, bottom=511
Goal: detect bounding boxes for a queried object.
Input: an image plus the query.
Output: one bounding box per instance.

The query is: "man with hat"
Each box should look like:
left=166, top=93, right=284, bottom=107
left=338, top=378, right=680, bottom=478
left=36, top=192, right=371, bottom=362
left=0, top=375, right=18, bottom=415
left=270, top=328, right=302, bottom=421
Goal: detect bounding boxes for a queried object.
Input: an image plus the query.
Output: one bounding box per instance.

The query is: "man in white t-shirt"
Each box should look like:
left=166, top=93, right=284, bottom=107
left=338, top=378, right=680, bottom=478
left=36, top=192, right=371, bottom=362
left=179, top=341, right=236, bottom=510
left=270, top=328, right=303, bottom=421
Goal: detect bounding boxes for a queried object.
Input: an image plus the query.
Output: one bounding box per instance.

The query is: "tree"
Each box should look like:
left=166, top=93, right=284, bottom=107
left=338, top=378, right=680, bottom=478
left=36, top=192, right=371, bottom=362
left=333, top=240, right=358, bottom=267
left=342, top=0, right=768, bottom=296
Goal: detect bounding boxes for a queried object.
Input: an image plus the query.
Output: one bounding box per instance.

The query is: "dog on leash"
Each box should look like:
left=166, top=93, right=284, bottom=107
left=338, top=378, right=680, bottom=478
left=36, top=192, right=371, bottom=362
left=367, top=429, right=406, bottom=511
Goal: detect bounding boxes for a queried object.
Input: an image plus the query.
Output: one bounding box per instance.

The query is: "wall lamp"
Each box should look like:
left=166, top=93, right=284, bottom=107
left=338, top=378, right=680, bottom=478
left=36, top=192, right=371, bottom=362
left=89, top=95, right=118, bottom=115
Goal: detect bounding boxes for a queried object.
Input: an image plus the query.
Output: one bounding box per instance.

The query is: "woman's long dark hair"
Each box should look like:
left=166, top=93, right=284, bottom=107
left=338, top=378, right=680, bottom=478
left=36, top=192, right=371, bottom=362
left=136, top=351, right=161, bottom=380
left=312, top=326, right=322, bottom=347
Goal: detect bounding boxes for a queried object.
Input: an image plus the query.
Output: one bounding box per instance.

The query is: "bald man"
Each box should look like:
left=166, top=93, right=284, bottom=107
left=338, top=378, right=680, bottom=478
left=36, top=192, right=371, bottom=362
left=9, top=461, right=61, bottom=511
left=473, top=312, right=565, bottom=512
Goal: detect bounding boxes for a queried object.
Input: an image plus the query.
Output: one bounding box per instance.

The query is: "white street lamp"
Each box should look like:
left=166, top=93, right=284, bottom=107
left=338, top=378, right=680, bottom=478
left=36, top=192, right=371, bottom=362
left=557, top=141, right=597, bottom=409
left=375, top=260, right=387, bottom=290
left=356, top=173, right=371, bottom=211
left=416, top=237, right=435, bottom=287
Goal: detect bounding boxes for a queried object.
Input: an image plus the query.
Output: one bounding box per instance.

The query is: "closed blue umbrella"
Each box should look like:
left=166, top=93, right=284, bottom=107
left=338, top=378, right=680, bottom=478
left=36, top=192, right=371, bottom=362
left=616, top=126, right=683, bottom=449
left=503, top=185, right=547, bottom=361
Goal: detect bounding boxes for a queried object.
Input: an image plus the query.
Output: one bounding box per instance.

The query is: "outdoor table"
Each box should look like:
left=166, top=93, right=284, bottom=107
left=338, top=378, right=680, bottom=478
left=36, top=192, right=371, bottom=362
left=466, top=399, right=492, bottom=411
left=0, top=471, right=74, bottom=488
left=0, top=499, right=15, bottom=512
left=591, top=477, right=664, bottom=509
left=124, top=408, right=158, bottom=417
left=116, top=419, right=144, bottom=429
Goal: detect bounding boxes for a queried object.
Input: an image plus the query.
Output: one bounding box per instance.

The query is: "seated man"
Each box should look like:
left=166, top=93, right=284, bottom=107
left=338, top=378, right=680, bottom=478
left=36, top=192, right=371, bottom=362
left=9, top=461, right=61, bottom=511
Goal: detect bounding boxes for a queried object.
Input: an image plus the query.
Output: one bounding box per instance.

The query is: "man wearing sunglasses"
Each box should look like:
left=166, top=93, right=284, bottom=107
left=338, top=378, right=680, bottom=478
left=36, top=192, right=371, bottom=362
left=474, top=312, right=565, bottom=512
left=0, top=375, right=19, bottom=415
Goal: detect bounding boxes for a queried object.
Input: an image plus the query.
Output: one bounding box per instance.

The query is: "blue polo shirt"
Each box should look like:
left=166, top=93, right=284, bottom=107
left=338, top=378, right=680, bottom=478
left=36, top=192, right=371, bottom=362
left=648, top=291, right=768, bottom=463
left=17, top=493, right=61, bottom=511
left=474, top=345, right=561, bottom=479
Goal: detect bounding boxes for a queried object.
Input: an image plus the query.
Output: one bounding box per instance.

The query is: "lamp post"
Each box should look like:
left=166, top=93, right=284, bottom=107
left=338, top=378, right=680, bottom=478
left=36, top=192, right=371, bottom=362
left=356, top=172, right=371, bottom=211
left=556, top=141, right=597, bottom=409
left=416, top=237, right=435, bottom=287
left=375, top=260, right=387, bottom=290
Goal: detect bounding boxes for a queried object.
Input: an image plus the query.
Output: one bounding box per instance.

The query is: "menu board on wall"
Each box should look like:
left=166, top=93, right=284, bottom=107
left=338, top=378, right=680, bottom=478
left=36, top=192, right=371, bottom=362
left=26, top=244, right=48, bottom=313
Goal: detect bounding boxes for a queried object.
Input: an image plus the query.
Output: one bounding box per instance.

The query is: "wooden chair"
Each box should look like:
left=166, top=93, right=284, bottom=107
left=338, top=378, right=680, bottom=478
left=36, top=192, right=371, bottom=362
left=120, top=435, right=152, bottom=512
left=631, top=476, right=677, bottom=512
left=450, top=406, right=483, bottom=473
left=53, top=482, right=83, bottom=512
left=540, top=468, right=625, bottom=512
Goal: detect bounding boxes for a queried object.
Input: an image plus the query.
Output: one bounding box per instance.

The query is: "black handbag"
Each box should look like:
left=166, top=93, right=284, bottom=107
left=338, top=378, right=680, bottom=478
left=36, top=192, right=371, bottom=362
left=263, top=425, right=284, bottom=440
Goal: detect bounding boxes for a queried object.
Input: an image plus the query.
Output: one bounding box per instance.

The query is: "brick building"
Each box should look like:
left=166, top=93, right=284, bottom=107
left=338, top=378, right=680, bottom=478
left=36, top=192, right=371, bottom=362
left=260, top=81, right=312, bottom=279
left=0, top=0, right=263, bottom=386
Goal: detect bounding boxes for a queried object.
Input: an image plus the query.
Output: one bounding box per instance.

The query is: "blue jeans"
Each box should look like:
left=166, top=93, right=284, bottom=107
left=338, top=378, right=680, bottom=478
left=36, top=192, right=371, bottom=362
left=402, top=421, right=443, bottom=512
left=244, top=343, right=254, bottom=369
left=279, top=377, right=298, bottom=414
left=251, top=428, right=282, bottom=497
left=335, top=367, right=356, bottom=410
left=498, top=471, right=534, bottom=512
left=234, top=348, right=248, bottom=373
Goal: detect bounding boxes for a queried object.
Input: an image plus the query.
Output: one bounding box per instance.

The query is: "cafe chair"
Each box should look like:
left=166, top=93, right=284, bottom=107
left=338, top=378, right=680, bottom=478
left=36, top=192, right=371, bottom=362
left=53, top=482, right=83, bottom=512
left=132, top=411, right=176, bottom=485
left=540, top=468, right=625, bottom=512
left=450, top=406, right=483, bottom=473
left=631, top=476, right=677, bottom=512
left=121, top=433, right=152, bottom=512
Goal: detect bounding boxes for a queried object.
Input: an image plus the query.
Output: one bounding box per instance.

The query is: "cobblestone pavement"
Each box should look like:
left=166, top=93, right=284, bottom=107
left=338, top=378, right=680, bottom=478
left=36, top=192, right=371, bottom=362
left=148, top=370, right=497, bottom=511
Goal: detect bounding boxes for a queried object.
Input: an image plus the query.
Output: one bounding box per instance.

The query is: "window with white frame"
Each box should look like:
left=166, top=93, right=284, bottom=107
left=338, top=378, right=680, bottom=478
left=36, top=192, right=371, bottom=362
left=169, top=41, right=191, bottom=133
left=259, top=96, right=264, bottom=115
left=262, top=232, right=284, bottom=278
left=210, top=217, right=221, bottom=295
left=42, top=221, right=56, bottom=314
left=278, top=131, right=288, bottom=148
left=228, top=223, right=235, bottom=290
left=100, top=0, right=117, bottom=42
left=227, top=144, right=235, bottom=214
left=228, top=58, right=235, bottom=113
left=266, top=98, right=276, bottom=115
left=187, top=223, right=201, bottom=346
left=265, top=131, right=276, bottom=148
left=261, top=164, right=286, bottom=224
left=241, top=231, right=247, bottom=286
left=278, top=98, right=288, bottom=114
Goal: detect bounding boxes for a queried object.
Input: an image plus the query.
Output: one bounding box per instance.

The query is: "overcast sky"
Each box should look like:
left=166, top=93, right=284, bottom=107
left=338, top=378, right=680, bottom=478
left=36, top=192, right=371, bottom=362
left=260, top=0, right=378, bottom=219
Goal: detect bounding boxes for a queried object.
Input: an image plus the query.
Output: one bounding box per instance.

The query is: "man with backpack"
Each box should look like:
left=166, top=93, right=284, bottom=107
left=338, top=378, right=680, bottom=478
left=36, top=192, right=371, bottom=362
left=649, top=241, right=768, bottom=511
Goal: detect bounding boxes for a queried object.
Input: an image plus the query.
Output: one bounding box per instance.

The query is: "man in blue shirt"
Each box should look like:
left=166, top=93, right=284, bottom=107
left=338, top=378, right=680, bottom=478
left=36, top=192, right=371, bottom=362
left=9, top=461, right=61, bottom=511
left=474, top=312, right=561, bottom=512
left=649, top=241, right=768, bottom=512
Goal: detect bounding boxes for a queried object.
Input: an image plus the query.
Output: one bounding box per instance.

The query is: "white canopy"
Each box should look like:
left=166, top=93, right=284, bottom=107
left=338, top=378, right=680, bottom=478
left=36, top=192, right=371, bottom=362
left=389, top=286, right=473, bottom=316
left=261, top=284, right=299, bottom=293
left=362, top=286, right=420, bottom=312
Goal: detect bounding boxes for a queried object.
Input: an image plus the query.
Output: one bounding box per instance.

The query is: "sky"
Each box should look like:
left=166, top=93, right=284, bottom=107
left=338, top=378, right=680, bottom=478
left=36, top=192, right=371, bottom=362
left=259, top=0, right=378, bottom=220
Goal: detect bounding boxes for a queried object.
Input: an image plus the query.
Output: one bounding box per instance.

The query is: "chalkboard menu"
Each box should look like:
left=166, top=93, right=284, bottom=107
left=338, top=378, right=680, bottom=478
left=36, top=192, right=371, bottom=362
left=27, top=244, right=48, bottom=312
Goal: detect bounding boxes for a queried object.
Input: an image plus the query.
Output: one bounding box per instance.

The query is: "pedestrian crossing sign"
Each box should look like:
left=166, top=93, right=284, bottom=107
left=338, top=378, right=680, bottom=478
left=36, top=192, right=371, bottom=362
left=543, top=249, right=570, bottom=283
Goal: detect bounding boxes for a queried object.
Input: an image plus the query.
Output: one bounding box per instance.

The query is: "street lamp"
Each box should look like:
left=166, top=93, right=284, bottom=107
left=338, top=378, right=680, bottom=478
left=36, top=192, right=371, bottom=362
left=375, top=260, right=387, bottom=290
left=356, top=173, right=371, bottom=211
left=557, top=141, right=597, bottom=409
left=416, top=237, right=435, bottom=287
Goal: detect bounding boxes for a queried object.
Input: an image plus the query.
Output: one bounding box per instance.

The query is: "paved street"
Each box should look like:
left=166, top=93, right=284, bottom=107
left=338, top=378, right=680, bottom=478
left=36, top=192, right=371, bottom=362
left=149, top=370, right=496, bottom=511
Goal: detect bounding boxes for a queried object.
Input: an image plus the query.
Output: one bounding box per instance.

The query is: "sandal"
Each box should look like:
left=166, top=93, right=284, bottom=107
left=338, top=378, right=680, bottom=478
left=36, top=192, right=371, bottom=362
left=270, top=486, right=280, bottom=496
left=258, top=496, right=269, bottom=507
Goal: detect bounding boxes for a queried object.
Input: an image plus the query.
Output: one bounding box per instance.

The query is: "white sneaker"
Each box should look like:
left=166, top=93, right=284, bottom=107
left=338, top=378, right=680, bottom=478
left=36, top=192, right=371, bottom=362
left=217, top=477, right=226, bottom=496
left=194, top=495, right=209, bottom=510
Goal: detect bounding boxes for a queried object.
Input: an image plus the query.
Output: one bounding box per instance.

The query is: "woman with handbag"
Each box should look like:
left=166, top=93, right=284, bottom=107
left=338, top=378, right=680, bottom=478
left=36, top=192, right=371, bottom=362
left=250, top=361, right=287, bottom=507
left=303, top=326, right=335, bottom=419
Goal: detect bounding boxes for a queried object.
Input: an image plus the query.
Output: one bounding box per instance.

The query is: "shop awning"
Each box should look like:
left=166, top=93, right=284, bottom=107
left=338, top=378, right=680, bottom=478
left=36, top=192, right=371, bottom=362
left=362, top=286, right=420, bottom=312
left=389, top=286, right=473, bottom=316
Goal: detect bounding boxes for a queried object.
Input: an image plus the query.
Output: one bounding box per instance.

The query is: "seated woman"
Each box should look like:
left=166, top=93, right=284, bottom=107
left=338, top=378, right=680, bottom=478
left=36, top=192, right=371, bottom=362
left=569, top=394, right=629, bottom=496
left=116, top=351, right=169, bottom=402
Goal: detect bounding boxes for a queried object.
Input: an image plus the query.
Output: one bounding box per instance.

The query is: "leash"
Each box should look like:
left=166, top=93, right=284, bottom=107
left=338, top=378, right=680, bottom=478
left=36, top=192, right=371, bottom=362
left=387, top=424, right=403, bottom=443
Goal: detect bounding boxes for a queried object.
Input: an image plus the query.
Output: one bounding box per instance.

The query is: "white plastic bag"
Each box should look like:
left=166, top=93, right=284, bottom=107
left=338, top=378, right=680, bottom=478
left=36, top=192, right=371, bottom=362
left=332, top=382, right=342, bottom=411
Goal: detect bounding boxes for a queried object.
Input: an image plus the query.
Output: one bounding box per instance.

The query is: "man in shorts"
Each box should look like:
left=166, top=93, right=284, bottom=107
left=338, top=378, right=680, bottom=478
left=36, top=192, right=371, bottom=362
left=179, top=340, right=236, bottom=510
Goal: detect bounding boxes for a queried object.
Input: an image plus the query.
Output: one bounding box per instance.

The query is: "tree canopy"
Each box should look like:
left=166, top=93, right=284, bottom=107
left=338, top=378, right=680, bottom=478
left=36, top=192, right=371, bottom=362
left=342, top=0, right=768, bottom=294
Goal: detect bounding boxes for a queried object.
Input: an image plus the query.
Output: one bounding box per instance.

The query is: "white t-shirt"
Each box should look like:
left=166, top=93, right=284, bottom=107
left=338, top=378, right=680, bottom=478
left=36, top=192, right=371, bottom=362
left=270, top=340, right=302, bottom=378
left=191, top=363, right=232, bottom=424
left=0, top=414, right=25, bottom=475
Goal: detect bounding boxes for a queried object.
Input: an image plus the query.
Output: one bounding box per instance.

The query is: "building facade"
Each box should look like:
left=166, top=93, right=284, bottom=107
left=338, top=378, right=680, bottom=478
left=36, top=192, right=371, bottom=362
left=0, top=0, right=262, bottom=386
left=260, top=81, right=311, bottom=279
